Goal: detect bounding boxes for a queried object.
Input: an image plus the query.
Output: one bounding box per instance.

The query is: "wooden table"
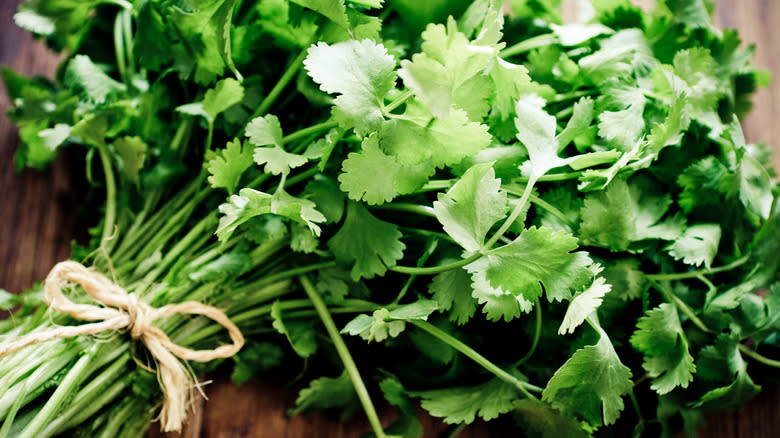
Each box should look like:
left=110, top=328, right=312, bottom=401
left=1, top=1, right=778, bottom=437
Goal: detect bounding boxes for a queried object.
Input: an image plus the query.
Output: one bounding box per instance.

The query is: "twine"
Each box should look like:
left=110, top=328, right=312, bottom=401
left=0, top=261, right=244, bottom=432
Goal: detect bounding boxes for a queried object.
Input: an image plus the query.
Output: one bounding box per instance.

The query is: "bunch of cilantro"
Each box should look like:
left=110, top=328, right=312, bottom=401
left=2, top=0, right=779, bottom=437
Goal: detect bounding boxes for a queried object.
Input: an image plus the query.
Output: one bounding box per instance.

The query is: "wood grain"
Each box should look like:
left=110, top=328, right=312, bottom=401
left=1, top=1, right=778, bottom=437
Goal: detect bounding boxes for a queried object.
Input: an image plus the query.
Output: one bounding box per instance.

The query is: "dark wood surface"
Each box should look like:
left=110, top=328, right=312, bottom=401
left=1, top=1, right=779, bottom=437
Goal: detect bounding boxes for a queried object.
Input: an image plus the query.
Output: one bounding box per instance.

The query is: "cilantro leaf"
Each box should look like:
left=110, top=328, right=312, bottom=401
left=429, top=267, right=477, bottom=325
left=380, top=379, right=423, bottom=438
left=379, top=99, right=492, bottom=167
left=433, top=162, right=508, bottom=252
left=271, top=188, right=327, bottom=236
left=113, top=137, right=147, bottom=186
left=630, top=304, right=696, bottom=394
left=417, top=377, right=520, bottom=424
left=579, top=178, right=684, bottom=251
left=246, top=114, right=284, bottom=147
left=397, top=17, right=496, bottom=119
left=216, top=188, right=273, bottom=241
left=231, top=342, right=283, bottom=387
left=271, top=300, right=318, bottom=358
left=559, top=277, right=611, bottom=335
left=667, top=224, right=721, bottom=268
left=290, top=371, right=357, bottom=416
left=466, top=227, right=593, bottom=321
left=291, top=0, right=349, bottom=29
left=543, top=328, right=633, bottom=426
left=513, top=399, right=589, bottom=438
left=328, top=201, right=405, bottom=280
left=692, top=334, right=760, bottom=409
left=64, top=55, right=126, bottom=105
left=341, top=300, right=437, bottom=342
left=304, top=40, right=397, bottom=135
left=207, top=139, right=253, bottom=193
left=177, top=78, right=245, bottom=123
left=338, top=134, right=433, bottom=205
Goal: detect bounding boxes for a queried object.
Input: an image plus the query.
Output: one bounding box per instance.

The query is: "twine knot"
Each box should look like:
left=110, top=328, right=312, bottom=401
left=0, top=261, right=244, bottom=432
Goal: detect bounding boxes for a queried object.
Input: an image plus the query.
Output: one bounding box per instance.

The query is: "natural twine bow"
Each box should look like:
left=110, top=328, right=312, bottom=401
left=0, top=261, right=244, bottom=432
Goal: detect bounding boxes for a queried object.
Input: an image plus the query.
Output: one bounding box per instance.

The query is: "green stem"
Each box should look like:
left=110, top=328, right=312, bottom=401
left=515, top=301, right=542, bottom=365
left=555, top=106, right=575, bottom=120
left=16, top=346, right=97, bottom=438
left=299, top=276, right=387, bottom=438
left=96, top=143, right=118, bottom=247
left=500, top=33, right=558, bottom=58
left=738, top=344, right=780, bottom=368
left=282, top=120, right=340, bottom=145
left=550, top=89, right=594, bottom=104
left=388, top=252, right=482, bottom=276
left=371, top=203, right=436, bottom=218
left=122, top=9, right=135, bottom=78
left=505, top=185, right=576, bottom=230
left=250, top=48, right=308, bottom=121
left=516, top=172, right=582, bottom=183
left=649, top=280, right=713, bottom=333
left=645, top=255, right=750, bottom=281
left=383, top=89, right=414, bottom=115
left=393, top=239, right=438, bottom=304
left=410, top=320, right=540, bottom=399
left=483, top=177, right=536, bottom=250
left=418, top=179, right=454, bottom=192
left=113, top=12, right=128, bottom=86
left=284, top=166, right=320, bottom=188
left=0, top=380, right=27, bottom=438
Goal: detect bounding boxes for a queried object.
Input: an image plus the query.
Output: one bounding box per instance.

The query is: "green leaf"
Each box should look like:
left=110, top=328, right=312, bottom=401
left=271, top=188, right=327, bottom=236
left=254, top=147, right=308, bottom=176
left=417, top=377, right=520, bottom=424
left=433, top=162, right=508, bottom=252
left=70, top=114, right=108, bottom=148
left=328, top=201, right=405, bottom=281
left=207, top=138, right=253, bottom=193
left=290, top=371, right=357, bottom=416
left=667, top=224, right=721, bottom=268
left=397, top=17, right=496, bottom=119
left=291, top=0, right=349, bottom=29
left=559, top=277, right=611, bottom=335
left=467, top=227, right=593, bottom=321
left=630, top=304, right=696, bottom=394
left=738, top=154, right=773, bottom=220
left=543, top=329, right=633, bottom=426
left=39, top=124, right=71, bottom=152
left=304, top=174, right=345, bottom=224
left=271, top=300, right=318, bottom=358
left=338, top=134, right=434, bottom=205
left=379, top=100, right=492, bottom=167
left=231, top=342, right=283, bottom=386
left=304, top=40, right=397, bottom=135
left=290, top=223, right=319, bottom=253
left=212, top=0, right=242, bottom=80
left=692, top=334, right=760, bottom=409
left=429, top=267, right=477, bottom=325
left=380, top=379, right=423, bottom=438
left=579, top=178, right=684, bottom=251
left=245, top=114, right=284, bottom=147
left=341, top=300, right=437, bottom=342
left=0, top=289, right=20, bottom=311
left=513, top=399, right=589, bottom=438
left=64, top=55, right=126, bottom=105
left=216, top=188, right=273, bottom=241
left=602, top=259, right=645, bottom=301
left=202, top=77, right=245, bottom=121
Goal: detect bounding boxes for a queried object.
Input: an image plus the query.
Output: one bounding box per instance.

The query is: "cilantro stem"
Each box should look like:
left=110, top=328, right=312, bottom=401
left=649, top=280, right=713, bottom=334
left=388, top=252, right=481, bottom=275
left=371, top=203, right=436, bottom=218
left=550, top=89, right=594, bottom=104
left=418, top=179, right=454, bottom=192
left=738, top=344, right=780, bottom=368
left=99, top=0, right=133, bottom=9
left=251, top=48, right=308, bottom=120
left=505, top=186, right=577, bottom=229
left=383, top=89, right=414, bottom=115
left=121, top=9, right=135, bottom=78
left=515, top=301, right=542, bottom=366
left=500, top=33, right=558, bottom=58
left=284, top=166, right=320, bottom=188
left=96, top=143, right=118, bottom=247
left=516, top=171, right=582, bottom=183
left=247, top=260, right=337, bottom=291
left=393, top=239, right=438, bottom=304
left=282, top=120, right=340, bottom=145
left=483, top=176, right=537, bottom=250
left=645, top=255, right=750, bottom=281
left=299, top=276, right=387, bottom=438
left=113, top=12, right=128, bottom=86
left=409, top=320, right=541, bottom=399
